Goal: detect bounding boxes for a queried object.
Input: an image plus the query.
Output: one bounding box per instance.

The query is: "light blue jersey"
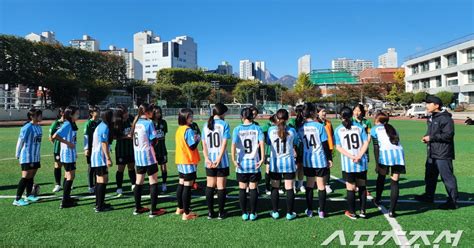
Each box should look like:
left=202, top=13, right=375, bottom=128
left=16, top=122, right=42, bottom=164
left=334, top=123, right=368, bottom=173
left=177, top=128, right=200, bottom=174
left=90, top=122, right=109, bottom=168
left=202, top=118, right=231, bottom=169
left=232, top=123, right=264, bottom=173
left=133, top=118, right=158, bottom=166
left=56, top=121, right=77, bottom=163
left=298, top=120, right=328, bottom=168
left=267, top=126, right=298, bottom=173
left=371, top=124, right=405, bottom=166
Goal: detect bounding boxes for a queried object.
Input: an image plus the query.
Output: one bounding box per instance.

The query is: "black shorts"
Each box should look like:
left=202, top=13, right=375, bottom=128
left=343, top=171, right=367, bottom=183
left=156, top=155, right=168, bottom=165
left=21, top=162, right=41, bottom=171
left=93, top=166, right=108, bottom=176
left=378, top=164, right=406, bottom=175
left=116, top=156, right=134, bottom=165
left=303, top=167, right=329, bottom=177
left=206, top=167, right=230, bottom=177
left=86, top=156, right=91, bottom=165
left=54, top=153, right=61, bottom=163
left=269, top=172, right=295, bottom=180
left=237, top=172, right=261, bottom=183
left=63, top=163, right=76, bottom=172
left=135, top=164, right=158, bottom=175
left=179, top=172, right=197, bottom=181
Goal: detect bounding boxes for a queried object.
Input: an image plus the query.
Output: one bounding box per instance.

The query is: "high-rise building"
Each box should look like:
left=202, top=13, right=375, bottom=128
left=25, top=31, right=59, bottom=44
left=378, top=48, right=398, bottom=68
left=216, top=61, right=233, bottom=75
left=133, top=31, right=160, bottom=80
left=298, top=54, right=311, bottom=75
left=239, top=60, right=254, bottom=80
left=254, top=61, right=266, bottom=82
left=101, top=45, right=134, bottom=79
left=331, top=58, right=373, bottom=75
left=69, top=35, right=100, bottom=52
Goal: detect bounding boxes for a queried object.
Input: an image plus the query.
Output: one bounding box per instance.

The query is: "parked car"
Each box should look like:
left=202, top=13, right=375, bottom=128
left=406, top=103, right=427, bottom=118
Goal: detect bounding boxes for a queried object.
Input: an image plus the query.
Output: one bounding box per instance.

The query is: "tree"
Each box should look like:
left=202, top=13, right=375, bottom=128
left=436, top=91, right=454, bottom=106
left=294, top=73, right=312, bottom=94
left=386, top=85, right=401, bottom=103
left=393, top=70, right=406, bottom=90
left=398, top=92, right=415, bottom=106
left=182, top=81, right=212, bottom=107
left=153, top=83, right=184, bottom=107
left=414, top=91, right=428, bottom=103
left=232, top=81, right=259, bottom=103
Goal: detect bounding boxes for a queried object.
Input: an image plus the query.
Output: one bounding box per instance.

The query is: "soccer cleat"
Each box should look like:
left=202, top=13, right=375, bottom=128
left=26, top=195, right=40, bottom=202
left=149, top=208, right=167, bottom=218
left=175, top=208, right=184, bottom=215
left=249, top=213, right=258, bottom=221
left=95, top=204, right=113, bottom=213
left=414, top=194, right=434, bottom=203
left=344, top=211, right=357, bottom=220
left=299, top=186, right=306, bottom=193
left=133, top=207, right=150, bottom=215
left=116, top=188, right=123, bottom=196
left=438, top=201, right=458, bottom=210
left=388, top=211, right=396, bottom=218
left=359, top=210, right=367, bottom=218
left=325, top=185, right=333, bottom=194
left=318, top=208, right=326, bottom=219
left=207, top=212, right=215, bottom=220
left=286, top=212, right=297, bottom=220
left=161, top=183, right=167, bottom=192
left=270, top=211, right=280, bottom=219
left=52, top=185, right=62, bottom=193
left=12, top=199, right=29, bottom=206
left=305, top=209, right=313, bottom=218
left=241, top=213, right=249, bottom=221
left=88, top=187, right=95, bottom=194
left=60, top=199, right=77, bottom=209
left=217, top=212, right=226, bottom=220
left=182, top=212, right=198, bottom=220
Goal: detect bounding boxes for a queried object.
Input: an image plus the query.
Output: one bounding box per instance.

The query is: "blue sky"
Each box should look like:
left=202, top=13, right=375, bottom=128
left=0, top=0, right=473, bottom=77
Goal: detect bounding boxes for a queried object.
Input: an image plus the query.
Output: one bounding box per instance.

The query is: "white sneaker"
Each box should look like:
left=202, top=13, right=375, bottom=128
left=161, top=183, right=167, bottom=192
left=325, top=185, right=333, bottom=194
left=278, top=189, right=284, bottom=194
left=116, top=188, right=123, bottom=195
left=88, top=187, right=95, bottom=194
left=265, top=190, right=271, bottom=195
left=131, top=185, right=136, bottom=191
left=52, top=185, right=62, bottom=193
left=300, top=186, right=306, bottom=193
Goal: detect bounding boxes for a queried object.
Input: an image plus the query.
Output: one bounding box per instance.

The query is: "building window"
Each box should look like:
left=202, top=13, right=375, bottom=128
left=145, top=51, right=151, bottom=54
left=412, top=80, right=419, bottom=90
left=469, top=92, right=474, bottom=104
left=468, top=49, right=474, bottom=62
left=420, top=61, right=429, bottom=72
left=436, top=76, right=442, bottom=87
left=446, top=73, right=458, bottom=86
left=468, top=70, right=474, bottom=84
left=421, top=80, right=430, bottom=89
left=434, top=58, right=441, bottom=69
left=412, top=65, right=419, bottom=74
left=447, top=53, right=457, bottom=67
left=173, top=43, right=179, bottom=58
left=162, top=42, right=169, bottom=57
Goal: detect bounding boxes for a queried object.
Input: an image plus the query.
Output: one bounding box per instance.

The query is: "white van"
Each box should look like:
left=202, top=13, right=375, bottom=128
left=406, top=103, right=427, bottom=118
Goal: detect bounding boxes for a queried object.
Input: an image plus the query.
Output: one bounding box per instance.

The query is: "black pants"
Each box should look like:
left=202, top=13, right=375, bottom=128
left=424, top=158, right=458, bottom=203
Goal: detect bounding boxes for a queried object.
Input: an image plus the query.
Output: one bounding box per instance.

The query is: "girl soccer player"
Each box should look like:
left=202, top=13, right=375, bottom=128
left=297, top=103, right=333, bottom=219
left=371, top=112, right=405, bottom=218
left=316, top=105, right=335, bottom=194
left=53, top=106, right=79, bottom=209
left=13, top=109, right=43, bottom=206
left=267, top=109, right=298, bottom=220
left=49, top=107, right=64, bottom=193
left=114, top=105, right=136, bottom=195
left=232, top=108, right=265, bottom=221
left=334, top=107, right=370, bottom=219
left=131, top=103, right=166, bottom=218
left=152, top=105, right=169, bottom=192
left=353, top=104, right=372, bottom=162
left=91, top=109, right=113, bottom=212
left=202, top=103, right=230, bottom=219
left=175, top=108, right=201, bottom=220
left=84, top=106, right=101, bottom=194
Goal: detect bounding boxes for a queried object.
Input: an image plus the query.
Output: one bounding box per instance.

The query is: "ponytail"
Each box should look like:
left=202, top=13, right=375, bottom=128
left=27, top=108, right=42, bottom=121
left=132, top=103, right=153, bottom=134
left=208, top=103, right=228, bottom=131
left=375, top=112, right=400, bottom=145
left=88, top=105, right=100, bottom=119
left=295, top=104, right=304, bottom=128
left=340, top=107, right=353, bottom=130
left=241, top=107, right=254, bottom=122
left=63, top=106, right=78, bottom=131
left=276, top=109, right=289, bottom=140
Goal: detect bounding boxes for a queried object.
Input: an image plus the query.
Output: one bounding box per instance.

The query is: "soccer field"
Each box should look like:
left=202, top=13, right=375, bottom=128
left=0, top=118, right=473, bottom=247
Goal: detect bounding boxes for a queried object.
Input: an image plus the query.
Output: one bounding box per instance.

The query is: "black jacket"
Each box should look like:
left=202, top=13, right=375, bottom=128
left=426, top=110, right=455, bottom=160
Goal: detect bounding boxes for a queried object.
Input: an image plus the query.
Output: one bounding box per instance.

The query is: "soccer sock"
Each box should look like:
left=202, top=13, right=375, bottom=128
left=150, top=183, right=159, bottom=211
left=63, top=178, right=67, bottom=189
left=63, top=180, right=73, bottom=202
left=128, top=169, right=136, bottom=185
left=101, top=183, right=107, bottom=207
left=305, top=187, right=314, bottom=211
left=390, top=180, right=399, bottom=213
left=206, top=186, right=215, bottom=214
left=287, top=189, right=295, bottom=213
left=54, top=167, right=61, bottom=185
left=249, top=189, right=258, bottom=215
left=26, top=178, right=33, bottom=196
left=359, top=186, right=367, bottom=212
left=265, top=173, right=271, bottom=191
left=162, top=171, right=168, bottom=184
left=134, top=184, right=143, bottom=209
left=116, top=171, right=124, bottom=189
left=95, top=183, right=103, bottom=209
left=376, top=174, right=386, bottom=201
left=239, top=189, right=247, bottom=214
left=217, top=189, right=226, bottom=214
left=87, top=164, right=94, bottom=188
left=347, top=190, right=356, bottom=214
left=16, top=178, right=27, bottom=201
left=318, top=189, right=327, bottom=212
left=183, top=186, right=192, bottom=214
left=176, top=184, right=184, bottom=209
left=271, top=187, right=279, bottom=212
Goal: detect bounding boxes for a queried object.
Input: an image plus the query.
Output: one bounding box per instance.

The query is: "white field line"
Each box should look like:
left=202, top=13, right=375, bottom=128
left=330, top=175, right=410, bottom=248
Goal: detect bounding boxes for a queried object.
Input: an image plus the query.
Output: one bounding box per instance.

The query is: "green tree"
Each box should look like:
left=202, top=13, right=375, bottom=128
left=398, top=92, right=415, bottom=106
left=386, top=85, right=401, bottom=103
left=413, top=91, right=428, bottom=103
left=153, top=83, right=185, bottom=107
left=232, top=80, right=259, bottom=103
left=182, top=81, right=212, bottom=107
left=435, top=91, right=454, bottom=106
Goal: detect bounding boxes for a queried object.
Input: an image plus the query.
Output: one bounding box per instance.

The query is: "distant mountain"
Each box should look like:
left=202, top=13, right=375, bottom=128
left=263, top=70, right=279, bottom=83
left=273, top=75, right=297, bottom=89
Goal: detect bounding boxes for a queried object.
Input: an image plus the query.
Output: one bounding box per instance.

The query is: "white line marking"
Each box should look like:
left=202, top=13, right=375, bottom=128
left=330, top=175, right=410, bottom=248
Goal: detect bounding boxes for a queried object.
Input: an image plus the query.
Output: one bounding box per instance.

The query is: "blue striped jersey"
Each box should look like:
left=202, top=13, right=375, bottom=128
left=90, top=122, right=110, bottom=168
left=334, top=123, right=368, bottom=172
left=133, top=118, right=158, bottom=166
left=202, top=118, right=231, bottom=169
left=177, top=164, right=197, bottom=174
left=16, top=122, right=42, bottom=164
left=232, top=123, right=264, bottom=173
left=370, top=124, right=405, bottom=166
left=56, top=121, right=77, bottom=163
left=297, top=120, right=328, bottom=168
left=267, top=126, right=298, bottom=173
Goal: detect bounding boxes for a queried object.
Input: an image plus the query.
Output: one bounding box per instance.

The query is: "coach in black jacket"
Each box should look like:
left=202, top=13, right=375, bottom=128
left=415, top=95, right=458, bottom=209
